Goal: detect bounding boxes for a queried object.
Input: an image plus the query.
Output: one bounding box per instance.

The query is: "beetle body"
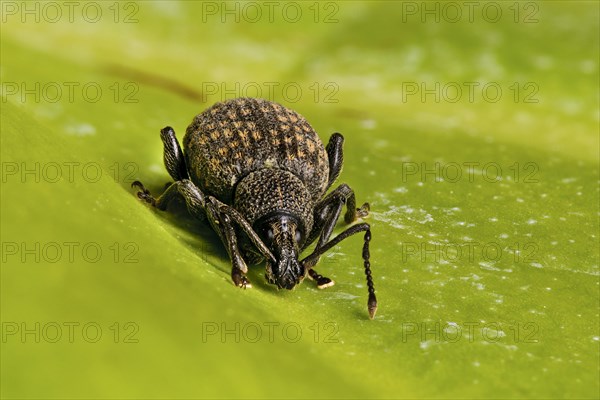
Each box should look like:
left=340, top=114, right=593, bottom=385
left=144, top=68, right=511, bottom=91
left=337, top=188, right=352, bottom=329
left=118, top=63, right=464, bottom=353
left=133, top=98, right=378, bottom=318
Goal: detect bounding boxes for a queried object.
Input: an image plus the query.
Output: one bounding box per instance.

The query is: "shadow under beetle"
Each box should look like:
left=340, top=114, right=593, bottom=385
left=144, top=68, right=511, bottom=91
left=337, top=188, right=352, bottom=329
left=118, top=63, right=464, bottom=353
left=132, top=98, right=377, bottom=318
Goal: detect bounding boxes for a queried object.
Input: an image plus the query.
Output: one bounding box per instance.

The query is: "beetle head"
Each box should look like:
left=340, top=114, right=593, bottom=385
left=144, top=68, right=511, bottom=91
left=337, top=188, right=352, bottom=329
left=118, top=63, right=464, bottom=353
left=256, top=213, right=306, bottom=289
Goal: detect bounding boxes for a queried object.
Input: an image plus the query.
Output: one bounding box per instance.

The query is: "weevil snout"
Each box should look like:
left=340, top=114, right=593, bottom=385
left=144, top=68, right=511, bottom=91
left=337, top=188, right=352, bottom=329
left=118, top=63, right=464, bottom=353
left=258, top=213, right=306, bottom=290
left=266, top=256, right=305, bottom=290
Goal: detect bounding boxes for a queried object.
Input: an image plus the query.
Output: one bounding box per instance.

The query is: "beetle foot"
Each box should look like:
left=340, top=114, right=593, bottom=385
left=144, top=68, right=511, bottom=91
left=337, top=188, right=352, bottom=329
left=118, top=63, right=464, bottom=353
left=132, top=180, right=157, bottom=206
left=316, top=277, right=335, bottom=289
left=356, top=202, right=370, bottom=219
left=308, top=269, right=335, bottom=289
left=232, top=270, right=252, bottom=289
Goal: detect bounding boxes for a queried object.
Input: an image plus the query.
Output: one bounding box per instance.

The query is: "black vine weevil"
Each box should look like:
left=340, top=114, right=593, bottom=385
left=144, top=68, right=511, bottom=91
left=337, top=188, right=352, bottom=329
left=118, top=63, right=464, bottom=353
left=132, top=97, right=377, bottom=318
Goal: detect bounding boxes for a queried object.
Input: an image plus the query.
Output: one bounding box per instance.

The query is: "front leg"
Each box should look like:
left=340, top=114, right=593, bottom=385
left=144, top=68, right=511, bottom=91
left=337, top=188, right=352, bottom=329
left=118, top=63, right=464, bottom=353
left=205, top=197, right=279, bottom=288
left=212, top=209, right=251, bottom=288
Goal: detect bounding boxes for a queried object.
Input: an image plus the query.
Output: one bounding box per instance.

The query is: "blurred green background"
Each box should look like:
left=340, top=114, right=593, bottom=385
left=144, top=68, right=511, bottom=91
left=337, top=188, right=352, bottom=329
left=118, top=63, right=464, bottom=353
left=1, top=1, right=598, bottom=399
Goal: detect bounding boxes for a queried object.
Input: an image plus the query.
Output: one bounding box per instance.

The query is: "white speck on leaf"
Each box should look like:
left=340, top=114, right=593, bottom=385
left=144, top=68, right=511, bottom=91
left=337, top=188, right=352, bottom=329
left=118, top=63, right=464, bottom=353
left=65, top=122, right=96, bottom=136
left=361, top=119, right=377, bottom=130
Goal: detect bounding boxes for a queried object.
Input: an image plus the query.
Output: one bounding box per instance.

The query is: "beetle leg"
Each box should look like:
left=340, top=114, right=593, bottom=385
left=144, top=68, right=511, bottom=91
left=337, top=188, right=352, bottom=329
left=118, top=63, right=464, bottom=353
left=131, top=180, right=157, bottom=207
left=132, top=179, right=206, bottom=220
left=307, top=268, right=335, bottom=289
left=160, top=126, right=189, bottom=181
left=209, top=197, right=276, bottom=264
left=302, top=223, right=377, bottom=319
left=325, top=132, right=344, bottom=190
left=304, top=183, right=369, bottom=262
left=303, top=184, right=368, bottom=287
left=201, top=196, right=279, bottom=288
left=210, top=209, right=251, bottom=289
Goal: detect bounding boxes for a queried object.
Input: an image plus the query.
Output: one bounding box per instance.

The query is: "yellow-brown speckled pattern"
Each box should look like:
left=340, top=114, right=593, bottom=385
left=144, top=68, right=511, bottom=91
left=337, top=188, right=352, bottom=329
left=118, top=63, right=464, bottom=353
left=183, top=98, right=329, bottom=203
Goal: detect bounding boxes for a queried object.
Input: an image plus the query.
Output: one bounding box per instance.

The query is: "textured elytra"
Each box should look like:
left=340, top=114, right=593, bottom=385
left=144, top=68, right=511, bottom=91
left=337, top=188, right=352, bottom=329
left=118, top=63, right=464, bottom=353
left=183, top=98, right=329, bottom=205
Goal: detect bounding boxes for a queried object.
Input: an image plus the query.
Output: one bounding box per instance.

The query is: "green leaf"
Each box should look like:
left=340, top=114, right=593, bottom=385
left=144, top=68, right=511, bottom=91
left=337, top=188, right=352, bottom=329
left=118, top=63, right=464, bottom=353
left=1, top=1, right=598, bottom=399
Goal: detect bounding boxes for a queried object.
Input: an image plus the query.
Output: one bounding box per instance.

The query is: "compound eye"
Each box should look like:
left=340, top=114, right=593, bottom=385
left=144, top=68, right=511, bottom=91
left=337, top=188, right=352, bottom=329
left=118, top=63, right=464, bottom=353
left=295, top=230, right=302, bottom=244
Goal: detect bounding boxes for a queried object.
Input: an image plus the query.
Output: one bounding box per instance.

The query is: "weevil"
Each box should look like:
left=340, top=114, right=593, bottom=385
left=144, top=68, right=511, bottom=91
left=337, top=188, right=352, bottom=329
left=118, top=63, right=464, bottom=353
left=132, top=98, right=377, bottom=318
